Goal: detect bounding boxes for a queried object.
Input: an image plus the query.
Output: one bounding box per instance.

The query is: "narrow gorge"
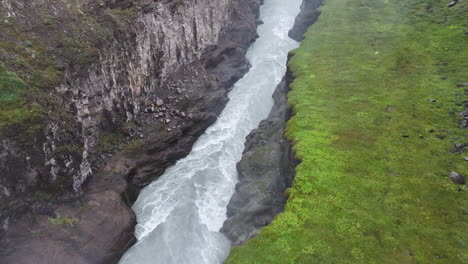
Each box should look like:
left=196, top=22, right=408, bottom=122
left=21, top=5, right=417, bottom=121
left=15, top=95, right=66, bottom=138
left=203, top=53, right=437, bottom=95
left=1, top=0, right=313, bottom=263
left=1, top=0, right=466, bottom=263
left=119, top=0, right=303, bottom=262
left=1, top=0, right=265, bottom=262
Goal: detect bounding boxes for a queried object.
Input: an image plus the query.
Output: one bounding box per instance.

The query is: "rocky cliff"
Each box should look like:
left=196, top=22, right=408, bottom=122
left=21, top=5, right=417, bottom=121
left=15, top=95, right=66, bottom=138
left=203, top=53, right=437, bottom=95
left=221, top=67, right=298, bottom=246
left=221, top=0, right=323, bottom=246
left=288, top=0, right=324, bottom=41
left=0, top=0, right=262, bottom=262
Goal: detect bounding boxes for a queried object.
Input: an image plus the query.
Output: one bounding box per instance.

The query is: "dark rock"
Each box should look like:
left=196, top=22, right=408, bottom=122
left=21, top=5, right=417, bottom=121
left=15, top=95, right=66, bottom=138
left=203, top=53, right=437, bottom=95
left=0, top=173, right=136, bottom=264
left=429, top=99, right=437, bottom=103
left=403, top=134, right=410, bottom=138
left=449, top=171, right=465, bottom=184
left=288, top=0, right=325, bottom=41
left=448, top=1, right=458, bottom=7
left=221, top=73, right=298, bottom=246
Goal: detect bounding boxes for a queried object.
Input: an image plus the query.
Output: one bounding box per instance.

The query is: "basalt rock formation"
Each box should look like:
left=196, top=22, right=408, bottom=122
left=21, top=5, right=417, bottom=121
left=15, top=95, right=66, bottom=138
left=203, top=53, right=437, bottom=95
left=221, top=0, right=323, bottom=246
left=221, top=67, right=298, bottom=246
left=288, top=0, right=325, bottom=41
left=0, top=0, right=262, bottom=262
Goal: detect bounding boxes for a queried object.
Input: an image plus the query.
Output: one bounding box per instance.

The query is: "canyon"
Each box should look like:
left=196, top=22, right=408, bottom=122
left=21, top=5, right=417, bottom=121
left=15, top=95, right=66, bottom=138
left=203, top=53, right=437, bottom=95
left=0, top=0, right=267, bottom=262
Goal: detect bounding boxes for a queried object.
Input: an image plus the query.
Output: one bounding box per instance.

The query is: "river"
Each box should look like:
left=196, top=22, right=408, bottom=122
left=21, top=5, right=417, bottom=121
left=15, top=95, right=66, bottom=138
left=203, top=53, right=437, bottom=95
left=119, top=0, right=301, bottom=263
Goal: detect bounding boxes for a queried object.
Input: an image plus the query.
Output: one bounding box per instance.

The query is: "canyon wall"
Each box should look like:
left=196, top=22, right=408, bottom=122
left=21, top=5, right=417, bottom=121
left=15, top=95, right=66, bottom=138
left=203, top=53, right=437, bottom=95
left=0, top=0, right=262, bottom=262
left=221, top=0, right=324, bottom=246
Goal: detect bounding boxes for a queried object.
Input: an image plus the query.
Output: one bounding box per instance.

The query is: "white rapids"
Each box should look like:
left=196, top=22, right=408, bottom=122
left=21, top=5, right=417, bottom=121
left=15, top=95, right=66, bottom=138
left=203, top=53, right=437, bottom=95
left=119, top=0, right=301, bottom=263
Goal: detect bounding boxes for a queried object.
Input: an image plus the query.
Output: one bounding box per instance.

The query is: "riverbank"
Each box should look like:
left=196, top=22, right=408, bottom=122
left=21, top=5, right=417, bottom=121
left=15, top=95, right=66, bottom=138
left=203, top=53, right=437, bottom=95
left=227, top=0, right=468, bottom=262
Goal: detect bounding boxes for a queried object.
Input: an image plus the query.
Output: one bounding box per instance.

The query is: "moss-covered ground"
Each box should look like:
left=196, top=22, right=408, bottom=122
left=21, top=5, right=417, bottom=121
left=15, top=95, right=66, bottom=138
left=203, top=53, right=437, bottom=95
left=227, top=0, right=467, bottom=263
left=0, top=2, right=136, bottom=142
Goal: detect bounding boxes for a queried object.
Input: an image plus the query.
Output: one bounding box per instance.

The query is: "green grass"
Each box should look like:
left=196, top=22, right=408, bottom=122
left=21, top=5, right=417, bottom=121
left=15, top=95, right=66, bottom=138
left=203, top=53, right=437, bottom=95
left=226, top=0, right=467, bottom=263
left=0, top=64, right=46, bottom=138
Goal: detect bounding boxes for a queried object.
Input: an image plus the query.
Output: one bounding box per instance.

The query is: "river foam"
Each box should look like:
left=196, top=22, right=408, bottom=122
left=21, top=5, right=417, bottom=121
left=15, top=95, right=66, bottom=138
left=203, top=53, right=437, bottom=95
left=119, top=0, right=301, bottom=263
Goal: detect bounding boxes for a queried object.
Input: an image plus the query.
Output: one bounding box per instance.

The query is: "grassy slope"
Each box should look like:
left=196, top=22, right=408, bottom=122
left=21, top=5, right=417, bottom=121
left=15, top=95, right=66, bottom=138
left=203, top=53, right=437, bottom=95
left=227, top=0, right=467, bottom=263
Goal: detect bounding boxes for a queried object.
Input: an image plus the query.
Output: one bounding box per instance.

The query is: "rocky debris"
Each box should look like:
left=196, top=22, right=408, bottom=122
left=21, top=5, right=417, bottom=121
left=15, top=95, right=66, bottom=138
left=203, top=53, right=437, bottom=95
left=449, top=171, right=465, bottom=184
left=156, top=98, right=164, bottom=107
left=0, top=170, right=135, bottom=264
left=288, top=0, right=325, bottom=41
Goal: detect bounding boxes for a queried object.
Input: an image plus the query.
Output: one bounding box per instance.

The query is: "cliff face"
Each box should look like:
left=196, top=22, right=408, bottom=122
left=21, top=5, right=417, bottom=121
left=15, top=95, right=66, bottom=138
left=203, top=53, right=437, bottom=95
left=0, top=0, right=259, bottom=198
left=221, top=68, right=298, bottom=246
left=0, top=0, right=261, bottom=262
left=288, top=0, right=324, bottom=41
left=221, top=0, right=323, bottom=246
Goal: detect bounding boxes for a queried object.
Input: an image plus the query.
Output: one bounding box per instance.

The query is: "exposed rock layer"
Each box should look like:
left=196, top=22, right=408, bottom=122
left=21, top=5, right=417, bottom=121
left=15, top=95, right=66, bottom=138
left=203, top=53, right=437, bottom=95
left=0, top=0, right=262, bottom=262
left=221, top=68, right=298, bottom=246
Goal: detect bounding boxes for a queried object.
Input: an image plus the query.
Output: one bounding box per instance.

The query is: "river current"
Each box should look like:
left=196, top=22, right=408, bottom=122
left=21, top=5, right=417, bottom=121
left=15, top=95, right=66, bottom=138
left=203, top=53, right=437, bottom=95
left=119, top=0, right=301, bottom=263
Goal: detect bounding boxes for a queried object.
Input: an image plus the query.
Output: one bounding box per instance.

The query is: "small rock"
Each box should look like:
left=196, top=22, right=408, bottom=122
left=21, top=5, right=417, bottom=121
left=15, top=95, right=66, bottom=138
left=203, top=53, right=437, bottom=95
left=156, top=98, right=164, bottom=107
left=166, top=128, right=172, bottom=132
left=449, top=171, right=465, bottom=184
left=165, top=119, right=171, bottom=124
left=428, top=99, right=437, bottom=103
left=176, top=88, right=183, bottom=94
left=402, top=134, right=410, bottom=138
left=419, top=134, right=425, bottom=139
left=455, top=143, right=464, bottom=149
left=464, top=157, right=468, bottom=161
left=448, top=0, right=458, bottom=7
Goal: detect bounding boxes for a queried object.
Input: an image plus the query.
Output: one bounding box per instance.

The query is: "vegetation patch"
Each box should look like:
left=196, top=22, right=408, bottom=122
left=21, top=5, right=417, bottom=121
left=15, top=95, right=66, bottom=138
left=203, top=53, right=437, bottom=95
left=227, top=0, right=467, bottom=263
left=48, top=213, right=79, bottom=226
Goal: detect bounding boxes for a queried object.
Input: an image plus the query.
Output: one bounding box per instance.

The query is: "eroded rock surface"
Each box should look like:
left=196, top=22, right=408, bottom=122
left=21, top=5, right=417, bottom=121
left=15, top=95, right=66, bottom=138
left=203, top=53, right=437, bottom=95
left=222, top=0, right=324, bottom=246
left=288, top=0, right=325, bottom=41
left=0, top=0, right=262, bottom=262
left=221, top=69, right=298, bottom=246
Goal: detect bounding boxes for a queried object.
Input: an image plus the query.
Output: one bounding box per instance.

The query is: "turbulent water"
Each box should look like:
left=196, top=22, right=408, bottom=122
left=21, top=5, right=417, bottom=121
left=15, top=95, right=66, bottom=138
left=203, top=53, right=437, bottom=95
left=119, top=0, right=301, bottom=263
